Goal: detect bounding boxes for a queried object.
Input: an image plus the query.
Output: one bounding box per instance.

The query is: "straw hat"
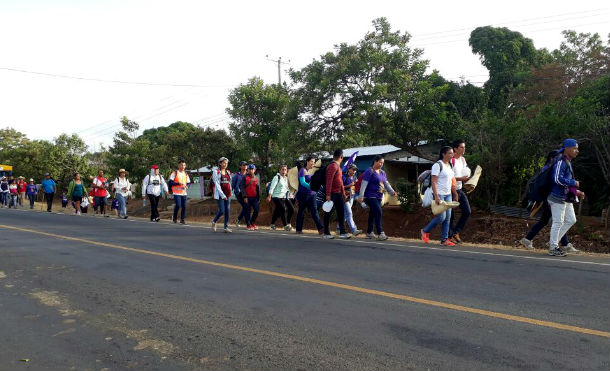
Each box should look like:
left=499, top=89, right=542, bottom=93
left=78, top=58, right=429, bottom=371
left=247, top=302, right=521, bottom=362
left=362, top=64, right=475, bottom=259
left=118, top=168, right=128, bottom=174
left=431, top=200, right=460, bottom=216
left=463, top=165, right=482, bottom=194
left=287, top=166, right=299, bottom=192
left=29, top=178, right=34, bottom=182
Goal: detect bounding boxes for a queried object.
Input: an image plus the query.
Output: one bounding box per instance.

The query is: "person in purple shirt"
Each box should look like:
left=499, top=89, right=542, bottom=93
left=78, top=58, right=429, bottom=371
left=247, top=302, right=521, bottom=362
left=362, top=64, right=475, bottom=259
left=339, top=164, right=362, bottom=236
left=25, top=179, right=38, bottom=209
left=295, top=156, right=324, bottom=234
left=357, top=155, right=396, bottom=241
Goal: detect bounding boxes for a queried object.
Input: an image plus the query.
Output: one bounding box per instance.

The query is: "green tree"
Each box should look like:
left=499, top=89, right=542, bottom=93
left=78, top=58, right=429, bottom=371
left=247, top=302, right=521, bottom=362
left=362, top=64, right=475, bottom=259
left=290, top=18, right=457, bottom=151
left=227, top=77, right=301, bottom=168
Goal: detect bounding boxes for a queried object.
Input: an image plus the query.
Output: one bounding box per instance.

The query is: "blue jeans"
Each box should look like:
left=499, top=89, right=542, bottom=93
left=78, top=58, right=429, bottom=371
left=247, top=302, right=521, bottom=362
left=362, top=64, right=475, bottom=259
left=213, top=198, right=231, bottom=228
left=423, top=194, right=453, bottom=241
left=244, top=198, right=259, bottom=226
left=173, top=195, right=187, bottom=221
left=343, top=195, right=357, bottom=232
left=450, top=189, right=471, bottom=236
left=236, top=195, right=247, bottom=223
left=365, top=197, right=383, bottom=234
left=0, top=193, right=7, bottom=206
left=116, top=193, right=127, bottom=217
left=296, top=192, right=323, bottom=232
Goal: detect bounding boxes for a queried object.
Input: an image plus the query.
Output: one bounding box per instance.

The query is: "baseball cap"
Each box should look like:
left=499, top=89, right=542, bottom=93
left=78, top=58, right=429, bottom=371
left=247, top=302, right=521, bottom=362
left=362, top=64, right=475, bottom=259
left=248, top=164, right=256, bottom=170
left=239, top=161, right=248, bottom=166
left=44, top=172, right=50, bottom=176
left=151, top=165, right=159, bottom=169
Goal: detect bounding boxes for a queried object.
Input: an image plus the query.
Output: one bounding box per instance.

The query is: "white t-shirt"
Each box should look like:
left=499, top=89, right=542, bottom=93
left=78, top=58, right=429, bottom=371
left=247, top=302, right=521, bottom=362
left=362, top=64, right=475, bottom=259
left=431, top=161, right=454, bottom=196
left=451, top=156, right=470, bottom=190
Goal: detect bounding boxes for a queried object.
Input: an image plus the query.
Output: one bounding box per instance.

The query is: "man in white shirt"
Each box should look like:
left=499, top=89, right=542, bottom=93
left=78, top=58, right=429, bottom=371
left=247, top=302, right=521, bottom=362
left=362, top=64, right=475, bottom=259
left=449, top=139, right=472, bottom=244
left=142, top=165, right=169, bottom=222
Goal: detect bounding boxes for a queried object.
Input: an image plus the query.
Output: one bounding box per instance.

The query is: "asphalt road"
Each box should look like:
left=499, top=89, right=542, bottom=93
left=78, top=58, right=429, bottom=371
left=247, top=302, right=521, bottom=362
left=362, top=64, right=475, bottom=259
left=0, top=208, right=608, bottom=371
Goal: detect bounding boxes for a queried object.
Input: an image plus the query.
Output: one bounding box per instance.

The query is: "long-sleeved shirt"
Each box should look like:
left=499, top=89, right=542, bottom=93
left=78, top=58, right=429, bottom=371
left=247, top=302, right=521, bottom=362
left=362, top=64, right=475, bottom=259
left=268, top=173, right=290, bottom=199
left=550, top=155, right=577, bottom=202
left=325, top=161, right=344, bottom=196
left=142, top=173, right=168, bottom=197
left=231, top=171, right=247, bottom=196
left=358, top=168, right=396, bottom=199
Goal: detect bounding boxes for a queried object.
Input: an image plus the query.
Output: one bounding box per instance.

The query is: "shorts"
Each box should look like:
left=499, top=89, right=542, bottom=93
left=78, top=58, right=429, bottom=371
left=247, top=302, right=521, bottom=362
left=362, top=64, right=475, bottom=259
left=72, top=196, right=83, bottom=202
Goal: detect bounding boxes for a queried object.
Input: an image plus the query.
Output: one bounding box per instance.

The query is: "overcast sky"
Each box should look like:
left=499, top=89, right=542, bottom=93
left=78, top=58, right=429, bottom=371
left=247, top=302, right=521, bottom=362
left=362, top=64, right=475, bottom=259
left=0, top=0, right=608, bottom=149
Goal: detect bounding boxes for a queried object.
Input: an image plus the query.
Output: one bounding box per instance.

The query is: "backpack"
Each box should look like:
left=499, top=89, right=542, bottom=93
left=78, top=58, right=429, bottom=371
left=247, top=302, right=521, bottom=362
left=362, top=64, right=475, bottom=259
left=527, top=156, right=563, bottom=202
left=354, top=168, right=374, bottom=194
left=309, top=166, right=327, bottom=192
left=418, top=161, right=443, bottom=195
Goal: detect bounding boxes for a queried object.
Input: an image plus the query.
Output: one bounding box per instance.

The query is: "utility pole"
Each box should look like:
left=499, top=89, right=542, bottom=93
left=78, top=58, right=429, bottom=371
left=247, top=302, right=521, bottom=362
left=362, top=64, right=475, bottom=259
left=266, top=55, right=290, bottom=85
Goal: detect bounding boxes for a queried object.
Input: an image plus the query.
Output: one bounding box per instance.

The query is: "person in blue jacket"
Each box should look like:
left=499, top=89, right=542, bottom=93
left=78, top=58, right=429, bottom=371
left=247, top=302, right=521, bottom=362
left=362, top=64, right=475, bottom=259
left=547, top=138, right=585, bottom=257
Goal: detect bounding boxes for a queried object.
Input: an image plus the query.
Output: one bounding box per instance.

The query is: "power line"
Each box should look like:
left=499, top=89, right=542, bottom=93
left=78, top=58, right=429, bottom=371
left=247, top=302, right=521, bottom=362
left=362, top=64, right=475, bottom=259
left=0, top=67, right=235, bottom=88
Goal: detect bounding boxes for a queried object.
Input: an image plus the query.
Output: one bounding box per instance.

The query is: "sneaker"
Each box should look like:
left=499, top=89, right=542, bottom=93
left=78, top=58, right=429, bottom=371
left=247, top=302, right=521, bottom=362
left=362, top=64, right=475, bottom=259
left=73, top=210, right=77, bottom=215
left=212, top=221, right=217, bottom=232
left=352, top=229, right=363, bottom=236
left=366, top=233, right=376, bottom=239
left=247, top=225, right=255, bottom=231
left=253, top=224, right=259, bottom=230
left=180, top=220, right=186, bottom=225
left=173, top=219, right=177, bottom=224
left=548, top=248, right=567, bottom=257
left=270, top=224, right=276, bottom=230
left=420, top=229, right=430, bottom=243
left=318, top=229, right=324, bottom=235
left=295, top=231, right=303, bottom=234
left=337, top=234, right=351, bottom=239
left=224, top=227, right=232, bottom=233
left=520, top=238, right=534, bottom=249
left=323, top=234, right=334, bottom=239
left=563, top=243, right=579, bottom=253
left=377, top=232, right=388, bottom=241
left=77, top=211, right=81, bottom=215
left=441, top=239, right=456, bottom=246
left=154, top=217, right=160, bottom=222
left=235, top=219, right=241, bottom=228
left=451, top=233, right=462, bottom=244
left=124, top=215, right=128, bottom=219
left=284, top=224, right=293, bottom=231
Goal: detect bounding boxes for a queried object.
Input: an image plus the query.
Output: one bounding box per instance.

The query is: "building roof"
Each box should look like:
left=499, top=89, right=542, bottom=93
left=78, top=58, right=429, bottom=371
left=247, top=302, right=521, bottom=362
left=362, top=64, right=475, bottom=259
left=342, top=145, right=402, bottom=157
left=386, top=155, right=434, bottom=164
left=188, top=166, right=212, bottom=173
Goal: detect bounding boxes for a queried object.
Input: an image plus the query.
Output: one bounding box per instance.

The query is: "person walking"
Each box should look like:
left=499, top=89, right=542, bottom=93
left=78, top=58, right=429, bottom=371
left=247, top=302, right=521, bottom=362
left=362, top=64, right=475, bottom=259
left=547, top=139, right=584, bottom=257
left=232, top=161, right=248, bottom=228
left=91, top=170, right=109, bottom=217
left=211, top=157, right=232, bottom=233
left=41, top=173, right=57, bottom=212
left=266, top=164, right=294, bottom=231
left=26, top=178, right=38, bottom=209
left=449, top=139, right=472, bottom=244
left=17, top=176, right=27, bottom=206
left=295, top=156, right=324, bottom=235
left=520, top=151, right=576, bottom=252
left=341, top=163, right=362, bottom=236
left=142, top=165, right=169, bottom=222
left=0, top=177, right=8, bottom=208
left=420, top=146, right=459, bottom=246
left=357, top=155, right=397, bottom=241
left=112, top=169, right=131, bottom=219
left=240, top=164, right=261, bottom=231
left=67, top=172, right=88, bottom=215
left=8, top=180, right=18, bottom=208
left=169, top=160, right=190, bottom=224
left=323, top=149, right=350, bottom=239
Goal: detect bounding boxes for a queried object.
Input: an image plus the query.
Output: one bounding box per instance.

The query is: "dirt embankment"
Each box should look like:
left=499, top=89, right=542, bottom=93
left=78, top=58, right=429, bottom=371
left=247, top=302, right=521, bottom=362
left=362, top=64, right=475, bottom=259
left=125, top=198, right=609, bottom=253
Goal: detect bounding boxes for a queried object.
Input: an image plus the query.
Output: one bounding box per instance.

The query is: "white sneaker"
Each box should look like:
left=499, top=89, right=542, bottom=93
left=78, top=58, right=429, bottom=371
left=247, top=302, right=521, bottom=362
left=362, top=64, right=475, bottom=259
left=284, top=224, right=293, bottom=231
left=323, top=234, right=334, bottom=239
left=212, top=222, right=217, bottom=232
left=352, top=229, right=363, bottom=236
left=563, top=243, right=579, bottom=253
left=270, top=224, right=276, bottom=230
left=520, top=238, right=534, bottom=249
left=224, top=227, right=232, bottom=233
left=366, top=233, right=376, bottom=239
left=337, top=234, right=351, bottom=239
left=77, top=211, right=81, bottom=215
left=377, top=232, right=388, bottom=241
